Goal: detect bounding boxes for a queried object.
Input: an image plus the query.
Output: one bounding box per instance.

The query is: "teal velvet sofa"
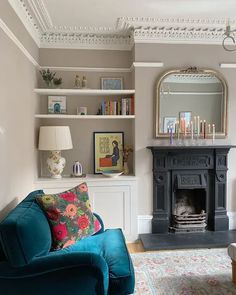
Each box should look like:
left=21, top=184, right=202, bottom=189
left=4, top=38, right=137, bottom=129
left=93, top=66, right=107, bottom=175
left=0, top=190, right=135, bottom=295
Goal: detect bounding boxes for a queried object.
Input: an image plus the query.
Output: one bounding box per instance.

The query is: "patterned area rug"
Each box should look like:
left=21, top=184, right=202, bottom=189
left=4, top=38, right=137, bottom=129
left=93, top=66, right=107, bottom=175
left=131, top=248, right=236, bottom=295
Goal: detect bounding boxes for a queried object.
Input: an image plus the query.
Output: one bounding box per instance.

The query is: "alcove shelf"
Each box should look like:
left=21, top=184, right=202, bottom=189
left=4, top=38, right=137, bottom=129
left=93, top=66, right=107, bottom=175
left=35, top=114, right=135, bottom=119
left=34, top=88, right=135, bottom=96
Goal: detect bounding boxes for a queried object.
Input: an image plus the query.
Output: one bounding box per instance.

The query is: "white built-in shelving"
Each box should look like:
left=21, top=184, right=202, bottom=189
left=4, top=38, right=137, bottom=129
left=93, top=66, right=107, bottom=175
left=34, top=88, right=135, bottom=96
left=35, top=114, right=135, bottom=119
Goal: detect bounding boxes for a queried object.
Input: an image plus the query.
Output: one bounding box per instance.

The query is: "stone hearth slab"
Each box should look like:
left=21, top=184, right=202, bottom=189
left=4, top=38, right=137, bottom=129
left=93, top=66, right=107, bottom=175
left=140, top=230, right=236, bottom=251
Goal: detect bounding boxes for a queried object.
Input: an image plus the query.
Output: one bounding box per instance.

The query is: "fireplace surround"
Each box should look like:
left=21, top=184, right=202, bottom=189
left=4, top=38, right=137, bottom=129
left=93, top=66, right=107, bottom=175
left=147, top=145, right=234, bottom=234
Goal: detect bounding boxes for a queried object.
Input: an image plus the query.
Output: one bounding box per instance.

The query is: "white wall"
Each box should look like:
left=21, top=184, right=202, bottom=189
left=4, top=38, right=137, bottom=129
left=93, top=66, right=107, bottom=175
left=0, top=2, right=38, bottom=218
left=134, top=43, right=236, bottom=215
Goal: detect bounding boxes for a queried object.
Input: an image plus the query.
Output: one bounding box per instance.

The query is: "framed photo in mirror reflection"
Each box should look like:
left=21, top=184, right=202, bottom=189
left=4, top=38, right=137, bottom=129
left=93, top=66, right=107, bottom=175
left=179, top=111, right=192, bottom=132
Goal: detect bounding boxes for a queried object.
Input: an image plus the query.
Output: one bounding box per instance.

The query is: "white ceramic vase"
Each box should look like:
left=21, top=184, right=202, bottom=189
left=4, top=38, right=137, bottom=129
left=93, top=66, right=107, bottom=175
left=47, top=151, right=65, bottom=178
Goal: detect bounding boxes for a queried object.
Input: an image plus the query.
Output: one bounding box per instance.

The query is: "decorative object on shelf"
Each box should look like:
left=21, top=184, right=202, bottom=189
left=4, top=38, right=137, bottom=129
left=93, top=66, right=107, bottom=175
left=101, top=77, right=123, bottom=90
left=102, top=170, right=123, bottom=178
left=77, top=106, right=87, bottom=115
left=40, top=69, right=56, bottom=88
left=93, top=131, right=124, bottom=174
left=72, top=160, right=83, bottom=177
left=123, top=144, right=133, bottom=175
left=48, top=96, right=66, bottom=114
left=38, top=126, right=73, bottom=178
left=74, top=75, right=81, bottom=88
left=82, top=76, right=87, bottom=88
left=53, top=77, right=62, bottom=88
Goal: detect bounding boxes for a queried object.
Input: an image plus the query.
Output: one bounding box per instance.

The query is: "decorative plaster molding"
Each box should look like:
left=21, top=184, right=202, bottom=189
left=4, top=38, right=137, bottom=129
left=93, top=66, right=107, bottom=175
left=27, top=0, right=53, bottom=32
left=119, top=16, right=236, bottom=45
left=40, top=33, right=133, bottom=50
left=8, top=0, right=41, bottom=46
left=8, top=1, right=236, bottom=49
left=0, top=17, right=39, bottom=67
left=117, top=16, right=236, bottom=29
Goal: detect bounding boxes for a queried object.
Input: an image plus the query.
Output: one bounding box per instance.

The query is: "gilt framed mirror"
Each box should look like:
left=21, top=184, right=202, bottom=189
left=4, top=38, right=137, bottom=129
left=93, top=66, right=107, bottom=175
left=155, top=67, right=228, bottom=138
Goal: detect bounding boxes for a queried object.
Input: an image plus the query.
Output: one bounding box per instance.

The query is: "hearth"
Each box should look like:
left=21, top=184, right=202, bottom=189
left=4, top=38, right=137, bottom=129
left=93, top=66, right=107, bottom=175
left=147, top=145, right=234, bottom=234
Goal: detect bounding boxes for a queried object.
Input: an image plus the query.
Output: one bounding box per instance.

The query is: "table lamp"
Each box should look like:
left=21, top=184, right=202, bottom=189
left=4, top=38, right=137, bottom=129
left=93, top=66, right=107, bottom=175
left=38, top=126, right=73, bottom=178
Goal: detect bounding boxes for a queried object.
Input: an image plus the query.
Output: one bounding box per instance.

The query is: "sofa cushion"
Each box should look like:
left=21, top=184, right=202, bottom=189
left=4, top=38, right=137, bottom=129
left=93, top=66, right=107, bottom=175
left=36, top=183, right=101, bottom=250
left=48, top=228, right=135, bottom=295
left=0, top=190, right=52, bottom=267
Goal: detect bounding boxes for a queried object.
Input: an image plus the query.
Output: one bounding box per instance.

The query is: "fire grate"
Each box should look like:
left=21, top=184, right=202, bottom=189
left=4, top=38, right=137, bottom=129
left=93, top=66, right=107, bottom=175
left=171, top=211, right=207, bottom=233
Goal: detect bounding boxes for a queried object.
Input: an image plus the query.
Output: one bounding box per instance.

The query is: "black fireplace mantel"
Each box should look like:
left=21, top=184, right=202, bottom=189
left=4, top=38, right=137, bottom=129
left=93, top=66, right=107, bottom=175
left=147, top=144, right=236, bottom=234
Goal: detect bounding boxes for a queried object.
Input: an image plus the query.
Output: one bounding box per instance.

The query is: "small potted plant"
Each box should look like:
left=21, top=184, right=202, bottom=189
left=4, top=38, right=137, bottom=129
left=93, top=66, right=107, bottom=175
left=53, top=77, right=62, bottom=88
left=39, top=69, right=56, bottom=88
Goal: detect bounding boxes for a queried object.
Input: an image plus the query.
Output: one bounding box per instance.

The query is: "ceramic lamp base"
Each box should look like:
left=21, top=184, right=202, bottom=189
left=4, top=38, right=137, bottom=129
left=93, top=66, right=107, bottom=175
left=47, top=151, right=66, bottom=178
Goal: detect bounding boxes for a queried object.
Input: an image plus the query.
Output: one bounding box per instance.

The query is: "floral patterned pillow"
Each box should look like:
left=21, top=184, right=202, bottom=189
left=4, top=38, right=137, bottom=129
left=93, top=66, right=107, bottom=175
left=36, top=183, right=101, bottom=250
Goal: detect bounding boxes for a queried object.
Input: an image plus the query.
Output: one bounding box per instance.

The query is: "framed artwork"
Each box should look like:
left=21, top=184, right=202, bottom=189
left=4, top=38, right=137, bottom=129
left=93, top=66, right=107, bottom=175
left=179, top=111, right=192, bottom=131
left=93, top=131, right=124, bottom=174
left=48, top=96, right=66, bottom=114
left=163, top=117, right=177, bottom=133
left=101, top=77, right=123, bottom=90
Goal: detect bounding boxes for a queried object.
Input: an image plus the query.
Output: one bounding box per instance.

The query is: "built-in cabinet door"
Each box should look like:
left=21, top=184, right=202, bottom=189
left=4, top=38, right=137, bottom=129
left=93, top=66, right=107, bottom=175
left=89, top=185, right=131, bottom=236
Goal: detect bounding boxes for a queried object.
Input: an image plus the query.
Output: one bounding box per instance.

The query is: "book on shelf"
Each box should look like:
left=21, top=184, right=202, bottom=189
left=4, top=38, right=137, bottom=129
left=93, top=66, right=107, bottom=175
left=99, top=97, right=134, bottom=115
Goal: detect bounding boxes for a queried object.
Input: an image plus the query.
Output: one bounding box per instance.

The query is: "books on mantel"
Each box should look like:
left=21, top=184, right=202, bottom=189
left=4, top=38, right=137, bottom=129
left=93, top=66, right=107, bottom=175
left=99, top=97, right=134, bottom=115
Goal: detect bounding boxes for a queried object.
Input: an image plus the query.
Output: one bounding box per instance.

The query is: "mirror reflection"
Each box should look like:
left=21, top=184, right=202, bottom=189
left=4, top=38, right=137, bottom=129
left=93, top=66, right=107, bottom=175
left=156, top=68, right=227, bottom=138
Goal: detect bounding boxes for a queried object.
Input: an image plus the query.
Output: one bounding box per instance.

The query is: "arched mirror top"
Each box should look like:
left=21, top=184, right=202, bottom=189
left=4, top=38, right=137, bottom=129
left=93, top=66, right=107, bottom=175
left=155, top=67, right=228, bottom=138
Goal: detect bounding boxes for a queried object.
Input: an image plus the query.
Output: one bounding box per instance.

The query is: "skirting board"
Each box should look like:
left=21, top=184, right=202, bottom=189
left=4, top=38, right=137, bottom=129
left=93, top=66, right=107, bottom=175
left=137, top=212, right=236, bottom=234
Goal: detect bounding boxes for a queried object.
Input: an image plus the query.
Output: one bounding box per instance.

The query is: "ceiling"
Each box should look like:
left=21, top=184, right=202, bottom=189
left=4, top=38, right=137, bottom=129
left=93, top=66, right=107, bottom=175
left=8, top=0, right=236, bottom=50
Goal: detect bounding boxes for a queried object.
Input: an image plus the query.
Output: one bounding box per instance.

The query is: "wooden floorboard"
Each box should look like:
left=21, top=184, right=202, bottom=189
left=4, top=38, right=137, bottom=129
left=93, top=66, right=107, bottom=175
left=127, top=240, right=145, bottom=253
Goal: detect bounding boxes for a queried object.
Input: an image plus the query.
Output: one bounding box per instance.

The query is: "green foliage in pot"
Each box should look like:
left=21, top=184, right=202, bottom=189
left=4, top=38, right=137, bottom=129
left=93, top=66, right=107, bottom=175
left=53, top=77, right=62, bottom=87
left=40, top=69, right=56, bottom=87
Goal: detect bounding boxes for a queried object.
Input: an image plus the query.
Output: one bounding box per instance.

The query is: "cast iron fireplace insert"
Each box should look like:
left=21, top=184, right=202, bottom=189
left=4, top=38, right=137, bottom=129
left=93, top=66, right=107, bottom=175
left=139, top=145, right=236, bottom=251
left=148, top=145, right=234, bottom=233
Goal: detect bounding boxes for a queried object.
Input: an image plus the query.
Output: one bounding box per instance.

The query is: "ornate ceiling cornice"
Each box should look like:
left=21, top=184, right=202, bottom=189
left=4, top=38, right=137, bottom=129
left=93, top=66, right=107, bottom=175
left=8, top=0, right=236, bottom=50
left=40, top=33, right=133, bottom=50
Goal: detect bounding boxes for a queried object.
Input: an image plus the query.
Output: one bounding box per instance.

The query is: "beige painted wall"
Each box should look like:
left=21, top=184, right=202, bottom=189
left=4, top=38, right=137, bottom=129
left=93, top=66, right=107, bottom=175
left=0, top=2, right=38, bottom=218
left=134, top=43, right=236, bottom=215
left=39, top=48, right=132, bottom=68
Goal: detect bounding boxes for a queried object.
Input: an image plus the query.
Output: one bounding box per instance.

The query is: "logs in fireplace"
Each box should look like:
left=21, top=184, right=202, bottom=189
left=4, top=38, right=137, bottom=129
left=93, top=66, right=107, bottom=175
left=147, top=145, right=234, bottom=234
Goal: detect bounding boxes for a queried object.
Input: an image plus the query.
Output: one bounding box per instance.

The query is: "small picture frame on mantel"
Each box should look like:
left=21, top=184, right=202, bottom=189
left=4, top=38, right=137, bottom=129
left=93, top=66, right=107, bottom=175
left=101, top=77, right=123, bottom=90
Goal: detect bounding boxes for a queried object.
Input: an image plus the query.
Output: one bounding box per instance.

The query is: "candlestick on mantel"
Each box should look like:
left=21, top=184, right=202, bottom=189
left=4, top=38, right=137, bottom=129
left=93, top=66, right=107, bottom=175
left=212, top=124, right=215, bottom=141
left=203, top=120, right=206, bottom=139
left=191, top=121, right=193, bottom=140
left=200, top=120, right=203, bottom=136
left=208, top=124, right=211, bottom=134
left=194, top=116, right=197, bottom=134
left=170, top=126, right=173, bottom=144
left=197, top=116, right=200, bottom=136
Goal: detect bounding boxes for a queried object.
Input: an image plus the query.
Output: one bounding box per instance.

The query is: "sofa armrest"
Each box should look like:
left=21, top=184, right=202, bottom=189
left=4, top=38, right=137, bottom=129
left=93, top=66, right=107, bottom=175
left=0, top=252, right=109, bottom=295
